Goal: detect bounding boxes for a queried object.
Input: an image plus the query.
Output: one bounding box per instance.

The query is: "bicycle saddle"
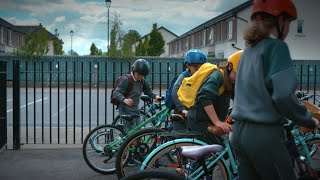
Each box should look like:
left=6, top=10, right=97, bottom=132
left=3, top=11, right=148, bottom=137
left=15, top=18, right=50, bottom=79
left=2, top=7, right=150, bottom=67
left=181, top=145, right=224, bottom=161
left=120, top=114, right=140, bottom=121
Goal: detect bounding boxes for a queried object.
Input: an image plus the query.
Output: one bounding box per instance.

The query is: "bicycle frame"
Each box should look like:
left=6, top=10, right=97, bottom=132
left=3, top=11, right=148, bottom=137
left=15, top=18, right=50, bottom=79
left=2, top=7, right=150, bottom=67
left=104, top=107, right=171, bottom=153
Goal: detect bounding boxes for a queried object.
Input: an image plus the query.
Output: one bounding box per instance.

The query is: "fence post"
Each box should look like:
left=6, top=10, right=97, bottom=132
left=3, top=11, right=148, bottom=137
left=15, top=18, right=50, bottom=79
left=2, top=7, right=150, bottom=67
left=13, top=60, right=20, bottom=150
left=0, top=61, right=7, bottom=149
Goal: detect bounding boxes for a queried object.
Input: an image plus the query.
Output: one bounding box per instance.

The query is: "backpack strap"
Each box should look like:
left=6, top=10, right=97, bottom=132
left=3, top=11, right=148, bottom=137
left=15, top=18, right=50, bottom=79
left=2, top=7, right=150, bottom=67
left=124, top=74, right=134, bottom=97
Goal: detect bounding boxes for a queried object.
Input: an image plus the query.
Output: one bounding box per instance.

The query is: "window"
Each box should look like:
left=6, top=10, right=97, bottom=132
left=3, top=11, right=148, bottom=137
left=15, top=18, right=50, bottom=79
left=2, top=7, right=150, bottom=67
left=208, top=28, right=214, bottom=44
left=218, top=53, right=224, bottom=58
left=202, top=30, right=206, bottom=46
left=227, top=20, right=233, bottom=39
left=297, top=20, right=304, bottom=33
left=0, top=28, right=3, bottom=44
left=191, top=35, right=194, bottom=48
left=8, top=30, right=12, bottom=46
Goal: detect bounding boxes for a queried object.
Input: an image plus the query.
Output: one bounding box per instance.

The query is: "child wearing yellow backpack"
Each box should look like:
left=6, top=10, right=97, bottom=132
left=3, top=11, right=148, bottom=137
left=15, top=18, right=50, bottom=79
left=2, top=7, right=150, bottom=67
left=171, top=49, right=208, bottom=131
left=183, top=50, right=242, bottom=144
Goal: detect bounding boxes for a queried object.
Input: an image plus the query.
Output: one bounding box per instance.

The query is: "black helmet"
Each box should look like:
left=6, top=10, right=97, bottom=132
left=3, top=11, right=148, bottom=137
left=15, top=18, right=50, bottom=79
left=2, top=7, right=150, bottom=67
left=132, top=59, right=150, bottom=76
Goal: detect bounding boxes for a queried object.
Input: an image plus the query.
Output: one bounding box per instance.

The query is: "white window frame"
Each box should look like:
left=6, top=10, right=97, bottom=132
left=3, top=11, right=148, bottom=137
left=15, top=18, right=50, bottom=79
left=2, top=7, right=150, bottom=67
left=227, top=20, right=233, bottom=40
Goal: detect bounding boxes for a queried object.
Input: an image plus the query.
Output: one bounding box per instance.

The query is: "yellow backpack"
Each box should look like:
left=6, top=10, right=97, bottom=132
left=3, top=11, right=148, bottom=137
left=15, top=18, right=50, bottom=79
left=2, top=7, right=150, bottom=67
left=177, top=62, right=225, bottom=109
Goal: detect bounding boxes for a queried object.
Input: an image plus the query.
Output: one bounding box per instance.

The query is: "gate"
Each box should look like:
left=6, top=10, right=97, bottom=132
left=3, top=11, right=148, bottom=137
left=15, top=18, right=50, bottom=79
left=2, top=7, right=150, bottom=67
left=0, top=61, right=7, bottom=150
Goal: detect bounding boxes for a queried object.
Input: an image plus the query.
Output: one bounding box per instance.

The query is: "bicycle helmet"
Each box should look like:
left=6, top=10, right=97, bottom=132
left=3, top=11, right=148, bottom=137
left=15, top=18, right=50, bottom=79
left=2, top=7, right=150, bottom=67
left=132, top=59, right=150, bottom=76
left=251, top=0, right=297, bottom=20
left=227, top=50, right=243, bottom=72
left=184, top=49, right=208, bottom=65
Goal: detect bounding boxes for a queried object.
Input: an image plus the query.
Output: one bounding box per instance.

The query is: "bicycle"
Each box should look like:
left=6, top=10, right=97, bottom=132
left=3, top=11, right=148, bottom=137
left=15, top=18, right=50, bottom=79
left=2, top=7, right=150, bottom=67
left=139, top=92, right=320, bottom=179
left=112, top=95, right=165, bottom=129
left=82, top=96, right=173, bottom=174
left=115, top=125, right=205, bottom=179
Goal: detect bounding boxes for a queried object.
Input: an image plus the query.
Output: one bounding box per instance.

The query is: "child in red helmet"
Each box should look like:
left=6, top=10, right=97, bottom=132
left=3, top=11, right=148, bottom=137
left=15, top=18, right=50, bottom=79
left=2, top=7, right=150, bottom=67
left=230, top=0, right=320, bottom=179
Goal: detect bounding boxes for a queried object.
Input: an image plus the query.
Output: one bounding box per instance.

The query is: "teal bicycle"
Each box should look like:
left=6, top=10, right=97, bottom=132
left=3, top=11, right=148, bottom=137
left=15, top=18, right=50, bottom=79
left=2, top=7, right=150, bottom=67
left=140, top=98, right=320, bottom=179
left=82, top=96, right=173, bottom=174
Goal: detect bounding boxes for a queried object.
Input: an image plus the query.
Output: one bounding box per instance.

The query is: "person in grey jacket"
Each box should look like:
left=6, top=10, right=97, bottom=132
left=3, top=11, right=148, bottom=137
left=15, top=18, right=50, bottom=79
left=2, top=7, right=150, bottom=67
left=113, top=59, right=160, bottom=131
left=171, top=49, right=208, bottom=131
left=230, top=0, right=320, bottom=179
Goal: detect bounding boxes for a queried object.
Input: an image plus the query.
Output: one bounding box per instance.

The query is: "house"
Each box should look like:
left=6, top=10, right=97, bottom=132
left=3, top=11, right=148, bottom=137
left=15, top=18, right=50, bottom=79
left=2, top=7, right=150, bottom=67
left=168, top=0, right=320, bottom=60
left=132, top=26, right=178, bottom=57
left=0, top=18, right=25, bottom=54
left=17, top=24, right=63, bottom=56
left=0, top=18, right=63, bottom=55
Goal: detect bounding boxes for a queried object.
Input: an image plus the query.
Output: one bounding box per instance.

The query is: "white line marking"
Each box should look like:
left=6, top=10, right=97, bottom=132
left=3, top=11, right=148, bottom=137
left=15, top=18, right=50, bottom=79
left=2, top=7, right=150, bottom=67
left=51, top=103, right=72, bottom=118
left=6, top=97, right=48, bottom=113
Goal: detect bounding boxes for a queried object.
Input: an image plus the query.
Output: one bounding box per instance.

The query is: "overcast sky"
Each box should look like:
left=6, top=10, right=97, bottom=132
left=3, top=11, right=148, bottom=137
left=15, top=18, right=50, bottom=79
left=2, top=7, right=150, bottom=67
left=0, top=0, right=247, bottom=55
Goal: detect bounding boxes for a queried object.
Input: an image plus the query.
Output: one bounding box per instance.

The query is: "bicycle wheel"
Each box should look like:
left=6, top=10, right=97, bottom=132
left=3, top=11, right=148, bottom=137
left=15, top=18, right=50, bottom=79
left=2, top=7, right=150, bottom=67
left=141, top=139, right=228, bottom=179
left=82, top=124, right=124, bottom=174
left=121, top=170, right=185, bottom=180
left=116, top=128, right=169, bottom=179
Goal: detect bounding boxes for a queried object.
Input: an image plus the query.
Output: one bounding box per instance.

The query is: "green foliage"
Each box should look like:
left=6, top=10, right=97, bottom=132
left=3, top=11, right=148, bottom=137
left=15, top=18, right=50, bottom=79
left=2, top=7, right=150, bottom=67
left=109, top=13, right=125, bottom=57
left=17, top=26, right=49, bottom=58
left=147, top=23, right=165, bottom=56
left=53, top=39, right=63, bottom=55
left=90, top=43, right=102, bottom=55
left=135, top=39, right=144, bottom=56
left=122, top=30, right=141, bottom=57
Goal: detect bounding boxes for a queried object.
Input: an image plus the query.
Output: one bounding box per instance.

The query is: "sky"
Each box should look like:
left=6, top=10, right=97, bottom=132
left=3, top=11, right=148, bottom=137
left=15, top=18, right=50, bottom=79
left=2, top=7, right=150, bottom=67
left=0, top=0, right=247, bottom=55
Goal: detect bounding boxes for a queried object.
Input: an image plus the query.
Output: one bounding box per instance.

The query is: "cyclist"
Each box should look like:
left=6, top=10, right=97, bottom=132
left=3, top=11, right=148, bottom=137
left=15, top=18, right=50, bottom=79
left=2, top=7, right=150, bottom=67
left=112, top=59, right=160, bottom=132
left=186, top=50, right=242, bottom=144
left=230, top=0, right=320, bottom=179
left=171, top=49, right=208, bottom=131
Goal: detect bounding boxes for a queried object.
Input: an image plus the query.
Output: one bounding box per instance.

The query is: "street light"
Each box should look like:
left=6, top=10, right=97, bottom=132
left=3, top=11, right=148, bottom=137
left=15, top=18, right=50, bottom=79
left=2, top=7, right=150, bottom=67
left=70, top=30, right=74, bottom=55
left=105, top=0, right=112, bottom=56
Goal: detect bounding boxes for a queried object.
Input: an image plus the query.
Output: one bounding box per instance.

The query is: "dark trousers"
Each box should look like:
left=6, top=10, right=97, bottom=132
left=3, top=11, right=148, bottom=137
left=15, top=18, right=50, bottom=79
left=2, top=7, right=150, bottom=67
left=230, top=120, right=296, bottom=180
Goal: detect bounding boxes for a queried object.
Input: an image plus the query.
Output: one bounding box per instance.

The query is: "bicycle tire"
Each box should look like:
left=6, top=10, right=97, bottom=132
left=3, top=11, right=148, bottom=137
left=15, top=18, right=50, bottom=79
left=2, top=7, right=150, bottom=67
left=116, top=128, right=169, bottom=179
left=121, top=170, right=185, bottom=180
left=141, top=139, right=228, bottom=179
left=82, top=124, right=124, bottom=174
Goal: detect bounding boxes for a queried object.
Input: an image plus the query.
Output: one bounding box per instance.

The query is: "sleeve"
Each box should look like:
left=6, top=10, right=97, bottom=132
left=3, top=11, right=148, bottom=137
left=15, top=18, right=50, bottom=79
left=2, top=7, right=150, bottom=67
left=197, top=71, right=223, bottom=108
left=172, top=74, right=187, bottom=112
left=113, top=76, right=128, bottom=103
left=142, top=80, right=157, bottom=98
left=265, top=42, right=315, bottom=128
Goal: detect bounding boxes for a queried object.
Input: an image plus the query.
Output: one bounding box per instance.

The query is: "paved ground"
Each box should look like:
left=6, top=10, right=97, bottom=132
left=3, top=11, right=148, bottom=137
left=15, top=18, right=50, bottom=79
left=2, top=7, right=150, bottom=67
left=0, top=148, right=118, bottom=180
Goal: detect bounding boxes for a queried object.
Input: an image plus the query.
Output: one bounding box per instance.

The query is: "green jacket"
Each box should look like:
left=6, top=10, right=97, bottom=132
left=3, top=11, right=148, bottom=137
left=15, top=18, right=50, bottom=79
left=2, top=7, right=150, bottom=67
left=187, top=70, right=230, bottom=132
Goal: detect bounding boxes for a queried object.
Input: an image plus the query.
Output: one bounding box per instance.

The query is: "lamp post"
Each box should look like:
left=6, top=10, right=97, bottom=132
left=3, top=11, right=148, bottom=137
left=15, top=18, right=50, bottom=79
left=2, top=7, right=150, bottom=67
left=105, top=0, right=112, bottom=56
left=70, top=30, right=74, bottom=55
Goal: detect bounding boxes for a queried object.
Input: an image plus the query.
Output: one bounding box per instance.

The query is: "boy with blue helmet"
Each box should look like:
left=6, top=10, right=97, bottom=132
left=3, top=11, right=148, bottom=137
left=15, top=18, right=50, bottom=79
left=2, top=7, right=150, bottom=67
left=171, top=49, right=208, bottom=131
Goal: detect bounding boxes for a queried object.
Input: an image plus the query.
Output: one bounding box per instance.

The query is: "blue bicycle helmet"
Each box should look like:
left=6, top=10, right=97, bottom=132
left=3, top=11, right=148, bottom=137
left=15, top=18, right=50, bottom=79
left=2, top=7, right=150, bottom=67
left=184, top=49, right=208, bottom=65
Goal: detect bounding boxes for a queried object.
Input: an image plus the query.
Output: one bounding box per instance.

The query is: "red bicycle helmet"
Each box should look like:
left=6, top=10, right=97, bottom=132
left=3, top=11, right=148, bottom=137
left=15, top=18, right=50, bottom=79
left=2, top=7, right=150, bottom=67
left=251, top=0, right=297, bottom=20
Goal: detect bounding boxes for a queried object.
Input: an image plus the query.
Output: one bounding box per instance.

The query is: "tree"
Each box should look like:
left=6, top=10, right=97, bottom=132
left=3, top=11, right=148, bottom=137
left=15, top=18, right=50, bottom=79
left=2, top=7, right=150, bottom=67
left=90, top=43, right=99, bottom=55
left=53, top=39, right=63, bottom=55
left=122, top=30, right=141, bottom=57
left=135, top=40, right=144, bottom=56
left=109, top=13, right=125, bottom=57
left=17, top=24, right=49, bottom=57
left=147, top=23, right=165, bottom=56
left=67, top=50, right=79, bottom=56
left=143, top=36, right=149, bottom=56
left=53, top=28, right=64, bottom=55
